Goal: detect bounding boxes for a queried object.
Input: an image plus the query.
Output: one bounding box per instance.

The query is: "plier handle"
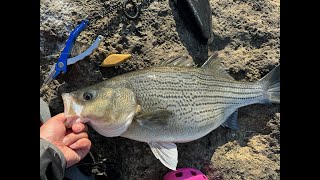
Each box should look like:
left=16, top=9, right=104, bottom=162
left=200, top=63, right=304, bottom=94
left=53, top=19, right=89, bottom=78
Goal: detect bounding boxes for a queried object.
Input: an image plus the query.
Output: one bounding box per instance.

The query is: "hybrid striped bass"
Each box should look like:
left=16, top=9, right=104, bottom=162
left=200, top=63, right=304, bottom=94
left=62, top=53, right=280, bottom=170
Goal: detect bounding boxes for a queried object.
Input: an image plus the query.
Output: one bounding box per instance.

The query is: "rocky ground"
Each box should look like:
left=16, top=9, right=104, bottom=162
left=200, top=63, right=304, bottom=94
left=40, top=0, right=280, bottom=179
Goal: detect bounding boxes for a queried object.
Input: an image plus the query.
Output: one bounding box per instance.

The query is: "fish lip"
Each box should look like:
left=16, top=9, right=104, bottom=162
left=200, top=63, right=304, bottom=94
left=62, top=92, right=83, bottom=117
left=64, top=115, right=79, bottom=128
left=62, top=92, right=86, bottom=127
left=64, top=115, right=90, bottom=128
left=76, top=117, right=90, bottom=123
left=62, top=93, right=73, bottom=116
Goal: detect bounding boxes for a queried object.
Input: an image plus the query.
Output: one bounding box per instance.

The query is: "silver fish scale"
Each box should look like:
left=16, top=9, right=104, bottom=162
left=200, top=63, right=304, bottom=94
left=118, top=66, right=265, bottom=142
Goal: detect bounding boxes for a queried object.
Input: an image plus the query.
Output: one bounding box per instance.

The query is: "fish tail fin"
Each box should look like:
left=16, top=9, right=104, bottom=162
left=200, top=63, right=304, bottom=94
left=259, top=65, right=280, bottom=104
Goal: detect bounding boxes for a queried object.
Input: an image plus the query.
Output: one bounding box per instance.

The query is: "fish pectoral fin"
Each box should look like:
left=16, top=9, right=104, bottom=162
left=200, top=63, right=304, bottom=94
left=149, top=142, right=178, bottom=170
left=135, top=109, right=173, bottom=127
left=201, top=52, right=234, bottom=81
left=221, top=110, right=239, bottom=130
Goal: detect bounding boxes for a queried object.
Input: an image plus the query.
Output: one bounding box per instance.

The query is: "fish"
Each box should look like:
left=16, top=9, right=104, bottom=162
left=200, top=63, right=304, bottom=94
left=62, top=53, right=280, bottom=170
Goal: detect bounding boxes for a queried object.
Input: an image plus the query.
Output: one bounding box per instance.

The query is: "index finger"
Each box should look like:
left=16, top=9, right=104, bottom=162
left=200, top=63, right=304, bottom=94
left=49, top=113, right=67, bottom=123
left=72, top=122, right=88, bottom=133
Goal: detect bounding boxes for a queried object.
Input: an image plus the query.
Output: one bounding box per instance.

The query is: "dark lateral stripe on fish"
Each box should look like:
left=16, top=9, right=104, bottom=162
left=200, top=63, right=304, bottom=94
left=190, top=82, right=260, bottom=91
left=133, top=77, right=262, bottom=92
left=187, top=112, right=225, bottom=123
left=161, top=101, right=243, bottom=116
left=147, top=78, right=260, bottom=90
left=176, top=107, right=224, bottom=119
left=197, top=114, right=224, bottom=123
left=141, top=94, right=262, bottom=103
left=150, top=69, right=261, bottom=89
left=145, top=72, right=257, bottom=88
left=134, top=80, right=261, bottom=92
left=137, top=86, right=262, bottom=95
left=151, top=94, right=263, bottom=101
left=192, top=94, right=263, bottom=100
left=192, top=95, right=262, bottom=106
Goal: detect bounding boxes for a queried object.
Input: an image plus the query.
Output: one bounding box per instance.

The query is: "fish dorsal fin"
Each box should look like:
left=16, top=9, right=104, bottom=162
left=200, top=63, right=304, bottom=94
left=149, top=142, right=178, bottom=170
left=221, top=110, right=239, bottom=130
left=135, top=109, right=173, bottom=128
left=202, top=52, right=234, bottom=80
left=157, top=55, right=195, bottom=67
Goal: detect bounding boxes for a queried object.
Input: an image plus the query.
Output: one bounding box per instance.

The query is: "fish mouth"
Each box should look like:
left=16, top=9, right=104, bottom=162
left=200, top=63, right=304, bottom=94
left=62, top=93, right=87, bottom=127
left=62, top=93, right=83, bottom=116
left=64, top=115, right=90, bottom=128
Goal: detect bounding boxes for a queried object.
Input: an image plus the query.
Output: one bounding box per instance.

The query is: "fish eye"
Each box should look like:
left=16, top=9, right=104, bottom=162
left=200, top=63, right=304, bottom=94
left=83, top=91, right=95, bottom=101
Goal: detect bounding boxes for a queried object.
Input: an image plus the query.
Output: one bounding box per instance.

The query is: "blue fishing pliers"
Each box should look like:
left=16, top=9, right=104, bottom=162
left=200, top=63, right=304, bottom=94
left=44, top=19, right=104, bottom=84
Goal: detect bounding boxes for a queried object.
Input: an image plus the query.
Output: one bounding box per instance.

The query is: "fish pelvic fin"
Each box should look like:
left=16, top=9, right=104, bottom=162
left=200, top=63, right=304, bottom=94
left=259, top=65, right=280, bottom=104
left=149, top=142, right=178, bottom=170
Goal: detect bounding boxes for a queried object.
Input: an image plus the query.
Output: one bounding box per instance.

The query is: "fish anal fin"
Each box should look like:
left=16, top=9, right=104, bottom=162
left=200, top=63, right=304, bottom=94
left=222, top=110, right=239, bottom=130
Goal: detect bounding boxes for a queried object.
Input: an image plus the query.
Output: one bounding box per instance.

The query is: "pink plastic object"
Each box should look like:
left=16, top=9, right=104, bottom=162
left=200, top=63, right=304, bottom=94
left=163, top=167, right=208, bottom=180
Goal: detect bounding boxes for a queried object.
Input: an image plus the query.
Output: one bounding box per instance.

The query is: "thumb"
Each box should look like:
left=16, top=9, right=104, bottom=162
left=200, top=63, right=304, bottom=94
left=69, top=138, right=92, bottom=159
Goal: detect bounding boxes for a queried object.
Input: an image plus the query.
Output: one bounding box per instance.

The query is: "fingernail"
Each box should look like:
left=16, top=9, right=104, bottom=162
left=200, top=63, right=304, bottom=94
left=70, top=142, right=77, bottom=149
left=75, top=124, right=81, bottom=132
left=63, top=137, right=69, bottom=145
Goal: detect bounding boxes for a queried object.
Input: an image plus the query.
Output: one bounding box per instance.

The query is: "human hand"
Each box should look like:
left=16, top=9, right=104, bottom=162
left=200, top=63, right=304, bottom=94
left=40, top=113, right=92, bottom=168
